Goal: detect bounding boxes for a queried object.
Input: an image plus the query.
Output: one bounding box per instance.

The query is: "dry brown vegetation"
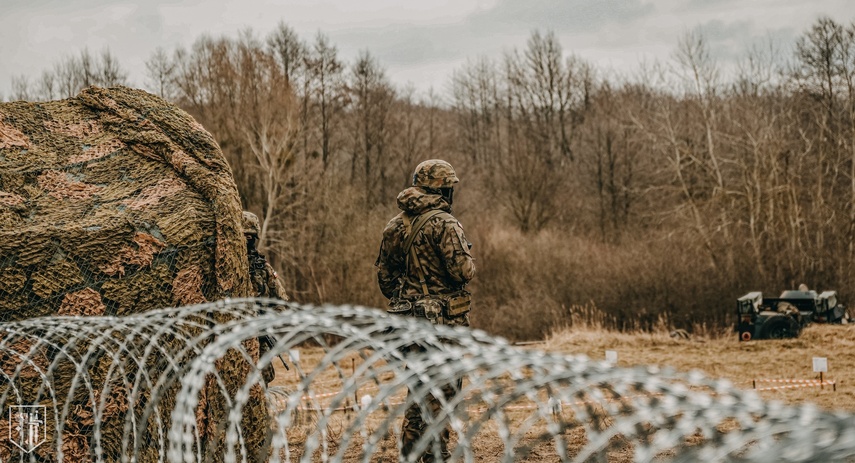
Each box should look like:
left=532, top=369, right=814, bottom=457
left=266, top=342, right=640, bottom=462
left=264, top=320, right=855, bottom=461
left=8, top=17, right=855, bottom=342
left=544, top=322, right=855, bottom=412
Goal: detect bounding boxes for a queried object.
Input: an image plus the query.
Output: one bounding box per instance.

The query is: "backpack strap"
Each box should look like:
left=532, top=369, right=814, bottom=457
left=402, top=209, right=450, bottom=297
left=403, top=209, right=449, bottom=256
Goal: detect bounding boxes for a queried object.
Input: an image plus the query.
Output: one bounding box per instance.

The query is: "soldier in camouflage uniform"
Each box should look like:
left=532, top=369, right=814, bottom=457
left=243, top=211, right=288, bottom=302
left=243, top=211, right=288, bottom=385
left=375, top=160, right=475, bottom=462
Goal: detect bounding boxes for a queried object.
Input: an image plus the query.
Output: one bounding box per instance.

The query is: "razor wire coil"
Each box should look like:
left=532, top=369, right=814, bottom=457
left=0, top=298, right=852, bottom=462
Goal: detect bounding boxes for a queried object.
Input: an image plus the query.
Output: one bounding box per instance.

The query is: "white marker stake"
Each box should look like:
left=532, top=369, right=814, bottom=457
left=360, top=394, right=372, bottom=411
left=547, top=397, right=562, bottom=415
left=813, top=357, right=828, bottom=389
left=358, top=394, right=373, bottom=438
left=289, top=349, right=301, bottom=381
left=605, top=350, right=618, bottom=365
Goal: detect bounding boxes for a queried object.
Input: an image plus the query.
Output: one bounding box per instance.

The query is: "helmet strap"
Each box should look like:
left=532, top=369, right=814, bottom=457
left=246, top=234, right=258, bottom=250
left=439, top=187, right=454, bottom=206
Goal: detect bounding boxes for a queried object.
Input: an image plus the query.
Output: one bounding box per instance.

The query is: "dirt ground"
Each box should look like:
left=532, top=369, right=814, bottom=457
left=265, top=322, right=855, bottom=461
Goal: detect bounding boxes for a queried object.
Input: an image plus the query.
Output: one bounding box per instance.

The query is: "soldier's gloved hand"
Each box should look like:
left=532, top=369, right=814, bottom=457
left=262, top=363, right=276, bottom=385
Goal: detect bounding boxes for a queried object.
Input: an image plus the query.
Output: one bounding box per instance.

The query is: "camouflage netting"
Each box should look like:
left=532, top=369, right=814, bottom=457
left=0, top=86, right=268, bottom=462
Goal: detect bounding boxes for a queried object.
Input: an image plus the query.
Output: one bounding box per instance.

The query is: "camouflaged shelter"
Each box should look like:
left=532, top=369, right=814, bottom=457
left=0, top=86, right=268, bottom=461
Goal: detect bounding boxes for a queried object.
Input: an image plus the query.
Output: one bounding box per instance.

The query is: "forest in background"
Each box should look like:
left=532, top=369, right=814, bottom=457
left=6, top=16, right=855, bottom=340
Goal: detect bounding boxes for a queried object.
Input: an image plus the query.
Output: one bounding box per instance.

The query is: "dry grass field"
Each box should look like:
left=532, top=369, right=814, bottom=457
left=543, top=323, right=855, bottom=412
left=266, top=322, right=855, bottom=461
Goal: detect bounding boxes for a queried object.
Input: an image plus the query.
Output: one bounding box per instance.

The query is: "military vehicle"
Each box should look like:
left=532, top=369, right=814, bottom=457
left=735, top=289, right=849, bottom=341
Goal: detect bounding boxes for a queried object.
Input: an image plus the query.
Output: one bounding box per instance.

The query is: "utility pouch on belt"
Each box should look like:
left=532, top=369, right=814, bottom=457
left=446, top=293, right=471, bottom=317
left=415, top=298, right=443, bottom=322
left=387, top=299, right=414, bottom=315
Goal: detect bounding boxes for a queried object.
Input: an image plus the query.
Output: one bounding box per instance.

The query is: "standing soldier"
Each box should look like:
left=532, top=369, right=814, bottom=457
left=375, top=160, right=475, bottom=462
left=243, top=211, right=288, bottom=302
left=242, top=211, right=288, bottom=385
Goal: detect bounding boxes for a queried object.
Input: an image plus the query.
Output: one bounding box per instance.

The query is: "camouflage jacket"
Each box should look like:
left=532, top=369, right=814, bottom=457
left=249, top=250, right=288, bottom=301
left=376, top=187, right=475, bottom=301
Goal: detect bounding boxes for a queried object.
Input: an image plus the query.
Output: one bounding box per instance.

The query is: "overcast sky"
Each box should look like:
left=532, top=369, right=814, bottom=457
left=1, top=0, right=853, bottom=99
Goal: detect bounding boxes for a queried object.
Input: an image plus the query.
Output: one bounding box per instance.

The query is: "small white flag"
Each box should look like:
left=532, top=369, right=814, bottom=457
left=605, top=350, right=618, bottom=364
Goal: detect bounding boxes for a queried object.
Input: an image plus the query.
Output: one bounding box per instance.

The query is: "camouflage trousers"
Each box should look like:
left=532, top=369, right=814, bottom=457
left=398, top=312, right=469, bottom=462
left=401, top=378, right=462, bottom=462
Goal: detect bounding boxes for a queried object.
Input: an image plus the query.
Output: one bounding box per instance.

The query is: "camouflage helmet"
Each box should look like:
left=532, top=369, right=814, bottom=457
left=242, top=211, right=260, bottom=235
left=412, top=159, right=459, bottom=189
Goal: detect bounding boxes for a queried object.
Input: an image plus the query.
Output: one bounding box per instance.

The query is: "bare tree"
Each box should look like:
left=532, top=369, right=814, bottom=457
left=9, top=75, right=31, bottom=101
left=790, top=17, right=855, bottom=281
left=305, top=32, right=345, bottom=170
left=496, top=31, right=593, bottom=232
left=347, top=51, right=395, bottom=205
left=505, top=31, right=589, bottom=162
left=145, top=47, right=177, bottom=99
left=451, top=56, right=503, bottom=165
left=35, top=70, right=58, bottom=101
left=11, top=47, right=129, bottom=101
left=795, top=17, right=845, bottom=112
left=267, top=21, right=306, bottom=86
left=654, top=29, right=733, bottom=270
left=169, top=31, right=304, bottom=256
left=579, top=82, right=642, bottom=243
left=97, top=48, right=127, bottom=86
left=241, top=51, right=301, bottom=250
left=394, top=85, right=433, bottom=188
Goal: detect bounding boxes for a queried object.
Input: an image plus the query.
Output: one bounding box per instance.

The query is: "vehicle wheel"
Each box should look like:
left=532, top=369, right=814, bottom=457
left=759, top=316, right=800, bottom=339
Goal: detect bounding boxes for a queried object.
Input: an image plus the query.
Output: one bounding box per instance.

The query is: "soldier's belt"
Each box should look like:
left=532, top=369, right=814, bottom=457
left=388, top=292, right=471, bottom=319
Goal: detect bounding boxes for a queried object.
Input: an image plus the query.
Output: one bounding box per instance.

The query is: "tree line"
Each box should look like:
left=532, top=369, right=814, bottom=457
left=6, top=17, right=855, bottom=339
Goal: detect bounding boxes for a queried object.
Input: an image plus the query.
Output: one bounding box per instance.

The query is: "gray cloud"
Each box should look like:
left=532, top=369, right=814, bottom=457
left=697, top=19, right=755, bottom=43
left=688, top=19, right=802, bottom=66
left=684, top=0, right=738, bottom=9
left=331, top=0, right=656, bottom=69
left=135, top=12, right=166, bottom=36
left=694, top=18, right=756, bottom=62
left=2, top=0, right=853, bottom=100
left=329, top=24, right=461, bottom=66
left=5, top=0, right=95, bottom=9
left=468, top=0, right=655, bottom=32
left=331, top=25, right=521, bottom=72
